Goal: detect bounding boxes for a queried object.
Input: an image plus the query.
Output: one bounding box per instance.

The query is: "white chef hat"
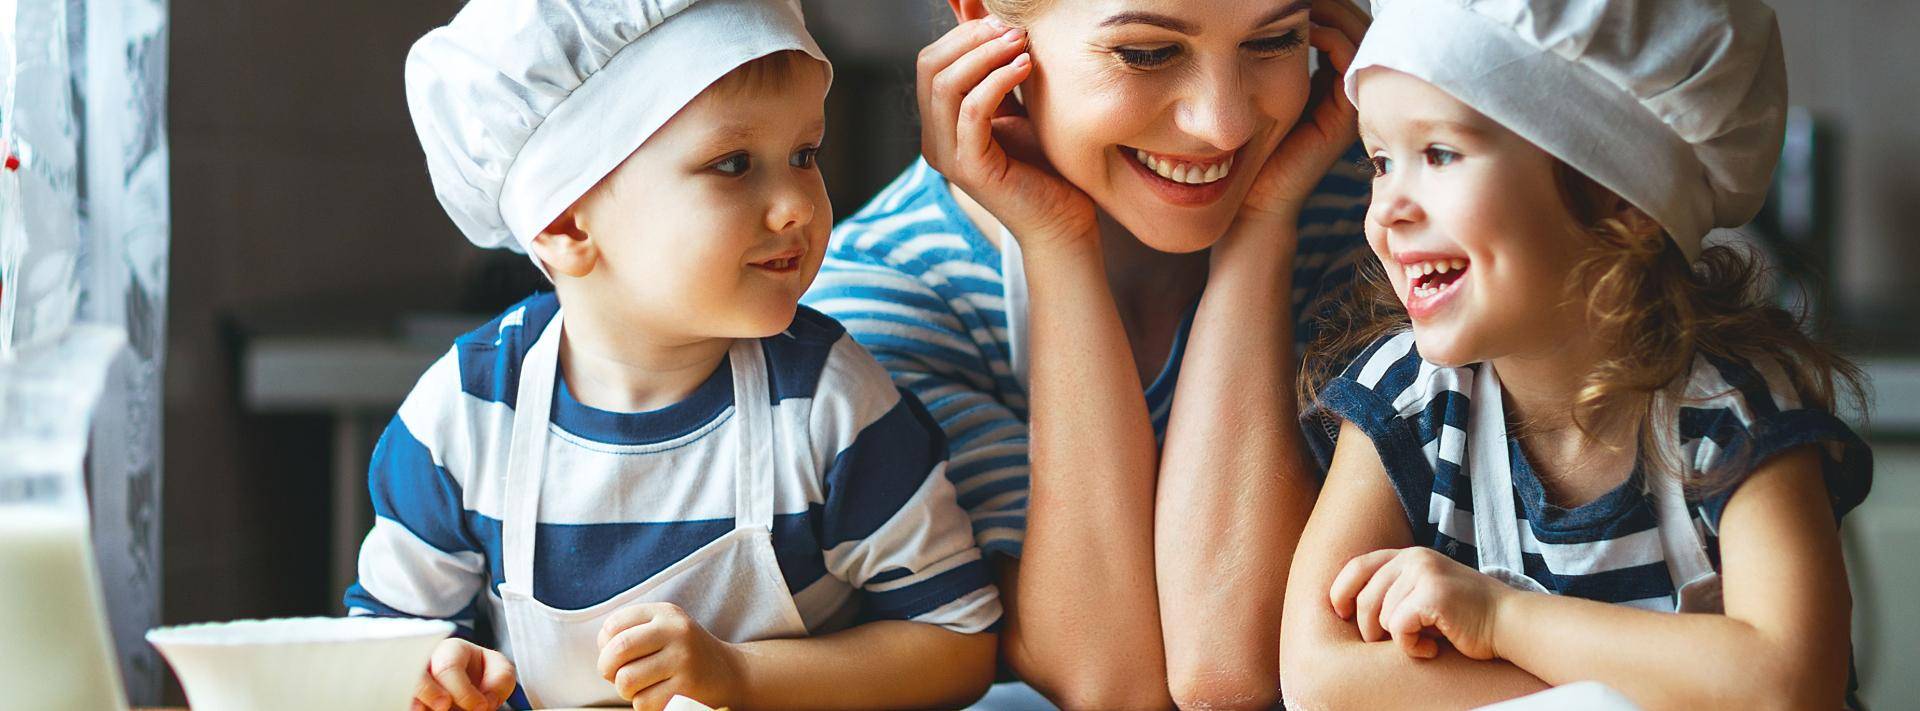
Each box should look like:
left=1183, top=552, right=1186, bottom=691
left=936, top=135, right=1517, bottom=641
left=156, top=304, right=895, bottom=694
left=1345, top=0, right=1787, bottom=260
left=406, top=0, right=831, bottom=273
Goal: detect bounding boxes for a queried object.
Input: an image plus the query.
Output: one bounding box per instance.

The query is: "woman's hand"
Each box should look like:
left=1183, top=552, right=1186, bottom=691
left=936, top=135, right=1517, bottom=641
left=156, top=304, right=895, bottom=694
left=412, top=637, right=516, bottom=711
left=918, top=17, right=1099, bottom=252
left=1234, top=0, right=1368, bottom=234
left=1329, top=546, right=1514, bottom=662
left=596, top=603, right=748, bottom=711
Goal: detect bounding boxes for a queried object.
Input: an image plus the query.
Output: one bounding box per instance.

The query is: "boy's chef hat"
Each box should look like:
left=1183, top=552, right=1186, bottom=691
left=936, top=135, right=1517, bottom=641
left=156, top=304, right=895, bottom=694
left=1345, top=0, right=1787, bottom=260
left=406, top=0, right=830, bottom=265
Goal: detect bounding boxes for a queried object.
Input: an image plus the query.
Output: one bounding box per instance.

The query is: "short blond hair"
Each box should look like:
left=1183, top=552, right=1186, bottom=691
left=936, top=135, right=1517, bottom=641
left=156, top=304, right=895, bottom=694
left=709, top=49, right=821, bottom=94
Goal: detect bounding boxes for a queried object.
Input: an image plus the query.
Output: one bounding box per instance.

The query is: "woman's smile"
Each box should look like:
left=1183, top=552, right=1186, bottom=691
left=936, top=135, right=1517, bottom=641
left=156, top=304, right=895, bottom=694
left=1118, top=144, right=1241, bottom=207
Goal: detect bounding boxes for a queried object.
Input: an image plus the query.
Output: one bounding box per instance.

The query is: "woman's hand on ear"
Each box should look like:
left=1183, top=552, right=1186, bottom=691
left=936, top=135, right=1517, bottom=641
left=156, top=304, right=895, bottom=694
left=918, top=17, right=1100, bottom=254
left=1235, top=0, right=1368, bottom=233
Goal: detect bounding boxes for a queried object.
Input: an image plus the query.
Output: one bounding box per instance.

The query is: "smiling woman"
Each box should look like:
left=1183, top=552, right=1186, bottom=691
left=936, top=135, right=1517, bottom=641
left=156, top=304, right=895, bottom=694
left=800, top=0, right=1374, bottom=707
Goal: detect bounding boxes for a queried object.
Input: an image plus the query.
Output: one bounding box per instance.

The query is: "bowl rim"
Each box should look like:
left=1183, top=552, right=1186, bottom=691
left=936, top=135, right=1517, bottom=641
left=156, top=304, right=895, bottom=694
left=146, top=616, right=454, bottom=647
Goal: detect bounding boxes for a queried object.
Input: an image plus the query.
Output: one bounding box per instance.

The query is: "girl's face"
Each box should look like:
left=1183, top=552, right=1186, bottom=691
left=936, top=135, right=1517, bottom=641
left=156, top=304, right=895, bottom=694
left=1019, top=0, right=1314, bottom=253
left=1355, top=69, right=1592, bottom=367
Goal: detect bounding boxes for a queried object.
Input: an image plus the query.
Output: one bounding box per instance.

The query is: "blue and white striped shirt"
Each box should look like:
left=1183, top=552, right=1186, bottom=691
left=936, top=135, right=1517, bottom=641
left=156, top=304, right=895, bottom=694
left=345, top=293, right=1001, bottom=645
left=804, top=155, right=1374, bottom=557
left=1312, top=331, right=1873, bottom=608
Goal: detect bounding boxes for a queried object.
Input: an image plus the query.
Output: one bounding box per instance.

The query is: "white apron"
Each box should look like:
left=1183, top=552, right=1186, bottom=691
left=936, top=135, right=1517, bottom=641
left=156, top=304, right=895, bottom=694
left=496, top=311, right=809, bottom=708
left=1466, top=364, right=1723, bottom=613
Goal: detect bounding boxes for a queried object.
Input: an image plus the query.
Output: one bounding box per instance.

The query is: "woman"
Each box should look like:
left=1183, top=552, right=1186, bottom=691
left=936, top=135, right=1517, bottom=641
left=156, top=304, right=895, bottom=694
left=801, top=1, right=1370, bottom=707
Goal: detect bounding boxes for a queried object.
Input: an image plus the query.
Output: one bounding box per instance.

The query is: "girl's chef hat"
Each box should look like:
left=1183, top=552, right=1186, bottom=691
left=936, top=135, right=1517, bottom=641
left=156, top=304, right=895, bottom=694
left=1345, top=0, right=1787, bottom=260
left=406, top=0, right=830, bottom=269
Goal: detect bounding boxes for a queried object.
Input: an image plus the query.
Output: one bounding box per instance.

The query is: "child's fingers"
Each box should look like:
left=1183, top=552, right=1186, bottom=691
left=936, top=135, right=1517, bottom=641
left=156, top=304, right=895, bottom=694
left=598, top=621, right=670, bottom=683
left=1376, top=561, right=1417, bottom=638
left=477, top=648, right=517, bottom=707
left=433, top=663, right=490, bottom=711
left=956, top=54, right=1033, bottom=164
left=612, top=654, right=676, bottom=701
left=1328, top=549, right=1396, bottom=619
left=1351, top=556, right=1400, bottom=643
left=599, top=602, right=672, bottom=647
left=415, top=674, right=453, bottom=711
left=630, top=680, right=682, bottom=711
left=428, top=641, right=490, bottom=710
left=1385, top=592, right=1442, bottom=660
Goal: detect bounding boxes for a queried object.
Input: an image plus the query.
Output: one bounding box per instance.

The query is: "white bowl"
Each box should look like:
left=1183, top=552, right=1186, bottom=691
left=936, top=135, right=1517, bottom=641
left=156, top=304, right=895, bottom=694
left=147, top=617, right=453, bottom=711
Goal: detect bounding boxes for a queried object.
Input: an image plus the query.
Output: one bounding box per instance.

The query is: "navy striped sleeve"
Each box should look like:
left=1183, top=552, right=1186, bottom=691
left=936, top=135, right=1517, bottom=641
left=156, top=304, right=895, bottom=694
left=344, top=387, right=489, bottom=632
left=808, top=337, right=1002, bottom=634
left=1310, top=331, right=1441, bottom=535
left=1680, top=353, right=1873, bottom=529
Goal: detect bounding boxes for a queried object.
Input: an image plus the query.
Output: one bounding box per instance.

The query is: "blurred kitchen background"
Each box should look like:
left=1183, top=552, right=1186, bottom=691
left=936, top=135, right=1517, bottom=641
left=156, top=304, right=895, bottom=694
left=4, top=0, right=1916, bottom=706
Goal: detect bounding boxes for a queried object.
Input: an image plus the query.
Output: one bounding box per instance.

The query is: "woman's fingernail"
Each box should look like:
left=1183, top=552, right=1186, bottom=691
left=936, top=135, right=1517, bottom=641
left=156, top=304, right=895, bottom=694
left=1004, top=27, right=1026, bottom=43
left=985, top=15, right=1009, bottom=29
left=1014, top=53, right=1031, bottom=67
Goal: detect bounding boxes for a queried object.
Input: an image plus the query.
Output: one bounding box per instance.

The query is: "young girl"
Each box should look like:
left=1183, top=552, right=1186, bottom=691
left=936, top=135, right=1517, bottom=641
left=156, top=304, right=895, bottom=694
left=1280, top=0, right=1872, bottom=708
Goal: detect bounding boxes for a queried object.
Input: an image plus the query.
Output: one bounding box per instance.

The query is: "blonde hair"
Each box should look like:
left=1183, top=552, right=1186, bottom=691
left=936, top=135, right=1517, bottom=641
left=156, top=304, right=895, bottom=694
left=1302, top=164, right=1866, bottom=491
left=709, top=49, right=821, bottom=94
left=982, top=0, right=1048, bottom=27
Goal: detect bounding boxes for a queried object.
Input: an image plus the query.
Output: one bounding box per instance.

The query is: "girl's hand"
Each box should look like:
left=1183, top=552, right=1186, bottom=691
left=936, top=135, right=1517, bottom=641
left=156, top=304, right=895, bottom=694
left=918, top=17, right=1100, bottom=252
left=1234, top=0, right=1367, bottom=233
left=596, top=603, right=748, bottom=711
left=1329, top=547, right=1511, bottom=661
left=412, top=637, right=516, bottom=711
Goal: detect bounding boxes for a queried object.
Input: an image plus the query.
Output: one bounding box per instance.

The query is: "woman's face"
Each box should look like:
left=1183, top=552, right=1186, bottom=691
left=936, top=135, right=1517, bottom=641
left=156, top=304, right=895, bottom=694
left=1018, top=0, right=1314, bottom=253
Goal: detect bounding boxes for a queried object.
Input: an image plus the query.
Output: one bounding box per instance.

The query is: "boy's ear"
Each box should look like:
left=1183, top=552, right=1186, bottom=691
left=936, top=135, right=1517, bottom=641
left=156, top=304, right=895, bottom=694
left=949, top=0, right=990, bottom=24
left=528, top=209, right=598, bottom=279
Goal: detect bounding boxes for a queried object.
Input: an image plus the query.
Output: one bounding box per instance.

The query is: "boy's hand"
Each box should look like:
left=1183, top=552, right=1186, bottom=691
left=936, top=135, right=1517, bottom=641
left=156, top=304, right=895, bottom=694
left=596, top=603, right=748, bottom=711
left=413, top=637, right=516, bottom=711
left=1328, top=547, right=1511, bottom=661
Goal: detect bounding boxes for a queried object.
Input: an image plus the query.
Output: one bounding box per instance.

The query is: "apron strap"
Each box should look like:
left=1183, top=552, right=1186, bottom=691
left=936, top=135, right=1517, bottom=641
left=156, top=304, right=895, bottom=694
left=502, top=310, right=564, bottom=596
left=1468, top=363, right=1528, bottom=576
left=998, top=226, right=1032, bottom=394
left=1649, top=459, right=1717, bottom=591
left=728, top=339, right=776, bottom=531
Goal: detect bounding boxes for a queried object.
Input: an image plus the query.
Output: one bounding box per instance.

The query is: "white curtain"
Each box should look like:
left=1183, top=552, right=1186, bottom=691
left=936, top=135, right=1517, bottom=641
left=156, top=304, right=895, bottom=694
left=1, top=0, right=169, bottom=702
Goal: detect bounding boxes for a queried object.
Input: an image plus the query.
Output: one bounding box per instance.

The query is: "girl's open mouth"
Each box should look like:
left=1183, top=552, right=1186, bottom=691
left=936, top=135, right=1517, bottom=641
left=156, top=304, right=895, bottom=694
left=1402, top=257, right=1469, bottom=319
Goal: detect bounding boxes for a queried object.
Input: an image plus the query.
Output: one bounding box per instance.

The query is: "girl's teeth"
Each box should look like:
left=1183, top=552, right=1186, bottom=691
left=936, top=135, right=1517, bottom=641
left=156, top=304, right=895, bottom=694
left=1133, top=149, right=1232, bottom=185
left=1403, top=259, right=1470, bottom=283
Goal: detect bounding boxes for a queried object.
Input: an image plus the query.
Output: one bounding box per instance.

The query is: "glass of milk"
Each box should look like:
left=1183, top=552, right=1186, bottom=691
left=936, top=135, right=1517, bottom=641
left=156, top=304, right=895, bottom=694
left=0, top=326, right=129, bottom=710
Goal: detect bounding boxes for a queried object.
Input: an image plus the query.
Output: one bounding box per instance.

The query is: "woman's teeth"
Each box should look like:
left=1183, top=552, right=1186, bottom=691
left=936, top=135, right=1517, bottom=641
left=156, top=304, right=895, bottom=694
left=1133, top=149, right=1232, bottom=185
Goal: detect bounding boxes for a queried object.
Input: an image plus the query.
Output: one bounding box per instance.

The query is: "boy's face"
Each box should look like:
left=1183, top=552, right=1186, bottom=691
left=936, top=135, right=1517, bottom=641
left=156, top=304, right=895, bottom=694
left=1355, top=69, right=1591, bottom=368
left=566, top=59, right=832, bottom=340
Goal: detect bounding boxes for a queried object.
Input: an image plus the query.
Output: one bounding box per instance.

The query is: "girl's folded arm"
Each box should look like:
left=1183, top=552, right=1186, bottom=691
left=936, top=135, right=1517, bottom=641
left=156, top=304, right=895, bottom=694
left=1488, top=445, right=1853, bottom=710
left=1280, top=419, right=1549, bottom=709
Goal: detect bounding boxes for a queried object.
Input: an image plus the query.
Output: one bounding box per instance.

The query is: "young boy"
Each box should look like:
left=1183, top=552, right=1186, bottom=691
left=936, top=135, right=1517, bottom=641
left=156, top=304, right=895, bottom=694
left=346, top=1, right=1001, bottom=709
